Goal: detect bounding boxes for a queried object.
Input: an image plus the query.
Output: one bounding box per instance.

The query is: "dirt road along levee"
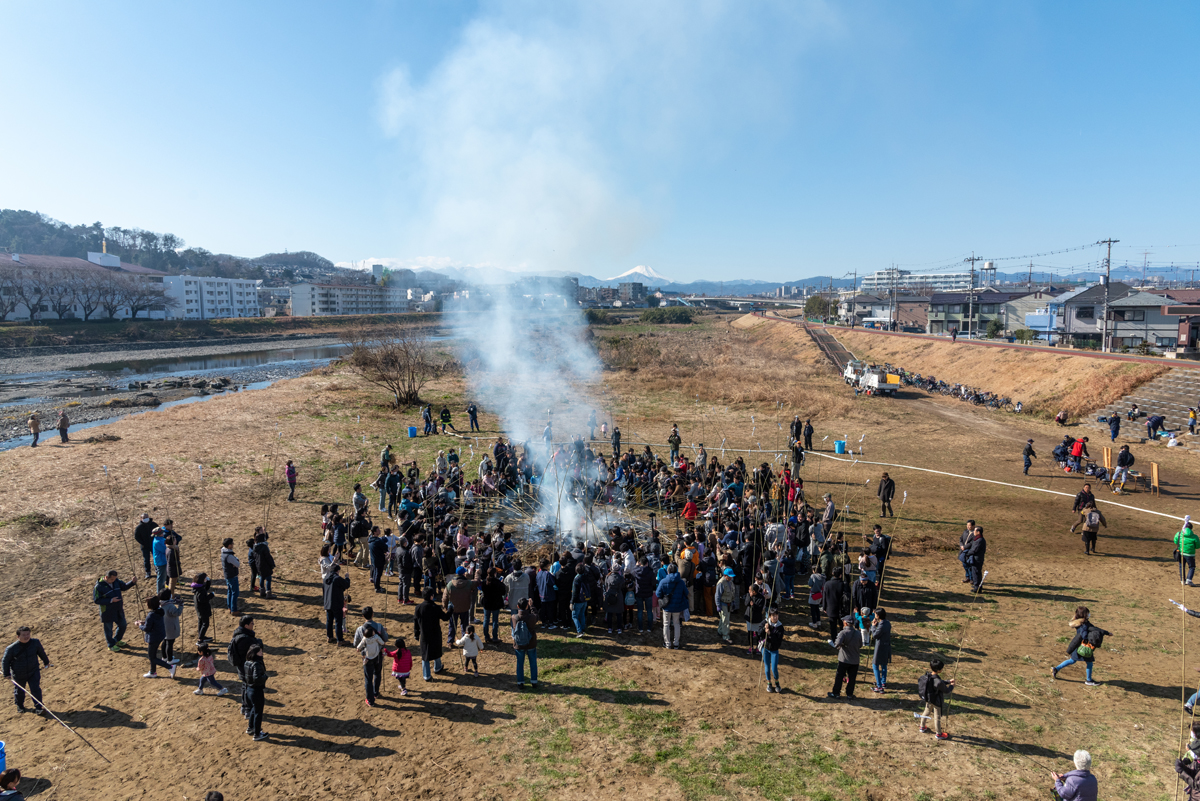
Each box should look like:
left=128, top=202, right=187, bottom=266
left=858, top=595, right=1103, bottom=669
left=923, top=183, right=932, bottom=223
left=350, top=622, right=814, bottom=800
left=806, top=325, right=856, bottom=372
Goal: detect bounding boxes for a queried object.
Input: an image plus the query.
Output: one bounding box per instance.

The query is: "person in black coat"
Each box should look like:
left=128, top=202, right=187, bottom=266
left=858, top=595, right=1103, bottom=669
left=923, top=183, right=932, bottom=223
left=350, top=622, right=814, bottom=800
left=851, top=574, right=877, bottom=613
left=133, top=514, right=157, bottom=578
left=414, top=588, right=451, bottom=680
left=323, top=565, right=351, bottom=644
left=822, top=575, right=846, bottom=644
left=243, top=644, right=269, bottom=740
left=2, top=626, right=51, bottom=715
left=227, top=616, right=262, bottom=720
left=877, top=473, right=895, bottom=518
left=555, top=554, right=575, bottom=628
left=369, top=528, right=390, bottom=593
left=252, top=533, right=275, bottom=599
left=136, top=597, right=175, bottom=679
left=965, top=527, right=987, bottom=592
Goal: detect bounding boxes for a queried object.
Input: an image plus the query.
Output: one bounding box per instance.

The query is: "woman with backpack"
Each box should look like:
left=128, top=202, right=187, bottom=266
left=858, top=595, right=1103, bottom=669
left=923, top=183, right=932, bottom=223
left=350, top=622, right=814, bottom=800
left=1052, top=606, right=1110, bottom=686
left=1069, top=504, right=1107, bottom=556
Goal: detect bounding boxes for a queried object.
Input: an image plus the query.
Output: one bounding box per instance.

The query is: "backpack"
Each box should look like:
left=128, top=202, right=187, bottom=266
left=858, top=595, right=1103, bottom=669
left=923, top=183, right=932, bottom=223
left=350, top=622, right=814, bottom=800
left=512, top=619, right=532, bottom=649
left=1085, top=510, right=1101, bottom=530
left=917, top=672, right=933, bottom=702
left=93, top=580, right=107, bottom=608
left=678, top=551, right=696, bottom=583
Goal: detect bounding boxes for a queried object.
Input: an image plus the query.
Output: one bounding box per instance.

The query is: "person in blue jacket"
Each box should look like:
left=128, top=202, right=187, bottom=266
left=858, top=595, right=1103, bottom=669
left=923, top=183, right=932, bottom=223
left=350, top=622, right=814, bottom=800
left=656, top=564, right=689, bottom=649
left=151, top=529, right=169, bottom=595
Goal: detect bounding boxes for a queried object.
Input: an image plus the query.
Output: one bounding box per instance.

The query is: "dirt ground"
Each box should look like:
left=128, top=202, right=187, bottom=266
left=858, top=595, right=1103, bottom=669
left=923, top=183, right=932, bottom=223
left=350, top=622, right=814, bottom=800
left=1, top=318, right=1198, bottom=800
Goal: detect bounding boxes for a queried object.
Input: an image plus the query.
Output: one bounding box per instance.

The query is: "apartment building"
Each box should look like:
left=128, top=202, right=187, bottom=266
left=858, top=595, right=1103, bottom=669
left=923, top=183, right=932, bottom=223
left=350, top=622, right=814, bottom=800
left=163, top=276, right=260, bottom=320
left=289, top=283, right=411, bottom=316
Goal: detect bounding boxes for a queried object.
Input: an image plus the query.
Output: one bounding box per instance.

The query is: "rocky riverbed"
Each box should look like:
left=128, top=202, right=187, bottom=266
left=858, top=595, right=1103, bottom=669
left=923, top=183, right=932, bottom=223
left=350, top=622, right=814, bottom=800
left=0, top=360, right=328, bottom=444
left=0, top=334, right=347, bottom=375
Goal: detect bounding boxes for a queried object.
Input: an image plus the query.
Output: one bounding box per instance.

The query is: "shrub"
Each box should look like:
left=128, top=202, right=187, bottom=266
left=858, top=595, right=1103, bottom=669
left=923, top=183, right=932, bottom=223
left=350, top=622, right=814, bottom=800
left=1013, top=328, right=1038, bottom=343
left=640, top=307, right=694, bottom=325
left=985, top=319, right=1003, bottom=339
left=585, top=309, right=610, bottom=325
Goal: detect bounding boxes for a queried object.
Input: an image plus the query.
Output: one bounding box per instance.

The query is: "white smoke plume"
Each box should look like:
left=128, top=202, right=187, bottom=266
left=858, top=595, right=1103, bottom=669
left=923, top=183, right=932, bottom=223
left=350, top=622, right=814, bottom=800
left=376, top=1, right=836, bottom=273
left=453, top=286, right=603, bottom=543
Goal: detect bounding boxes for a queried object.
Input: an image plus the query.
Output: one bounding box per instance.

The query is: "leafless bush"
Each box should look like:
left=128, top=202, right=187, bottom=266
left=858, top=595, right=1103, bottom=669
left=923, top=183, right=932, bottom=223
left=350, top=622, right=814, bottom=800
left=342, top=326, right=450, bottom=408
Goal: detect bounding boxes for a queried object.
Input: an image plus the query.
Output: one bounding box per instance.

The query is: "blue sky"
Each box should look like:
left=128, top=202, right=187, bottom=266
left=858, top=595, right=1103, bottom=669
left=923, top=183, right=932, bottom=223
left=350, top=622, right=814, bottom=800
left=3, top=1, right=1199, bottom=282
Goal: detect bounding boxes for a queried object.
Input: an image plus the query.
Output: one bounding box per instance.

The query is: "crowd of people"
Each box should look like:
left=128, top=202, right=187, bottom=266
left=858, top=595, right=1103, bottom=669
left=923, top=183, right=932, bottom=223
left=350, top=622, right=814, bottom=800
left=14, top=402, right=1193, bottom=801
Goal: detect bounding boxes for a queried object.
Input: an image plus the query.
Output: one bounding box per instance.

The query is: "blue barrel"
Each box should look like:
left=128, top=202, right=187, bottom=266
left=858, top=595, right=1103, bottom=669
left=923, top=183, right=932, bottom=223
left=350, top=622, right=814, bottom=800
left=834, top=440, right=847, bottom=455
left=407, top=426, right=417, bottom=438
left=0, top=740, right=6, bottom=772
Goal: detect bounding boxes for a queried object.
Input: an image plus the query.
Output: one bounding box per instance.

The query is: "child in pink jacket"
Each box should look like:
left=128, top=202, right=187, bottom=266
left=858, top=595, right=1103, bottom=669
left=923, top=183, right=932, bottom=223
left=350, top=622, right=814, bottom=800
left=384, top=637, right=413, bottom=696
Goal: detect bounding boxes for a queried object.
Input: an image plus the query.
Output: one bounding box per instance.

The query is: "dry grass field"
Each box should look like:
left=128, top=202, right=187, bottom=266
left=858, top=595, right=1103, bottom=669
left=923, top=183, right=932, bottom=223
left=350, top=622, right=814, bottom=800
left=1, top=314, right=1198, bottom=800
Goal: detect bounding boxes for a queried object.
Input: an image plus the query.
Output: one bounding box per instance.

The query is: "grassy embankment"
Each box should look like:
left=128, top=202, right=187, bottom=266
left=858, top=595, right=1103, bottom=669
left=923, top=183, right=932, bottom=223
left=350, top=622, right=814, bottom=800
left=799, top=324, right=1170, bottom=420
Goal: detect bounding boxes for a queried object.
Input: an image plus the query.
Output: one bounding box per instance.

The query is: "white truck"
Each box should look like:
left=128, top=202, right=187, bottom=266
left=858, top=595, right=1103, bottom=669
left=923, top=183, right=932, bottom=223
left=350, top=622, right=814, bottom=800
left=843, top=360, right=900, bottom=397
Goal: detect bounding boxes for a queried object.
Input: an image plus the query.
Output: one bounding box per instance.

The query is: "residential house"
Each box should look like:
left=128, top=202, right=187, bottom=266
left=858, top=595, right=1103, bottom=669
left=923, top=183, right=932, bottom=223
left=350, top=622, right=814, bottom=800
left=1057, top=282, right=1133, bottom=345
left=1002, top=288, right=1064, bottom=338
left=1106, top=291, right=1182, bottom=352
left=926, top=289, right=1030, bottom=336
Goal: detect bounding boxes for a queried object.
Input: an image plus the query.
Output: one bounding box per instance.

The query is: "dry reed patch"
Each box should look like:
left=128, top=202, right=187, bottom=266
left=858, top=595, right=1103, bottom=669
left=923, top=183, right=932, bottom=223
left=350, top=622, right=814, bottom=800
left=597, top=323, right=853, bottom=419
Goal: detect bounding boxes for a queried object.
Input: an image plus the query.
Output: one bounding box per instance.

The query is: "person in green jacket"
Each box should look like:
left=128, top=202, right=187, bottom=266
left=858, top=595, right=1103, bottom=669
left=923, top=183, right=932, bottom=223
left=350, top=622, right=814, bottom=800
left=1176, top=521, right=1199, bottom=586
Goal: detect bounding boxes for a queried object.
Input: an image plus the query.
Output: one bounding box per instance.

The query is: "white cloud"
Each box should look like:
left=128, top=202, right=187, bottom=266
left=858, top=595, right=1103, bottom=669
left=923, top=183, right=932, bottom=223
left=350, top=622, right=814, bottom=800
left=377, top=0, right=838, bottom=274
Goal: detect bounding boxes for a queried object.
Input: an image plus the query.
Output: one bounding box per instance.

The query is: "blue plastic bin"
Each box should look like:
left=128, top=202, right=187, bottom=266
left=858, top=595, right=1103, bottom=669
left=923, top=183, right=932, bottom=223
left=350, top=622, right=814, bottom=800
left=407, top=426, right=417, bottom=438
left=834, top=440, right=847, bottom=454
left=1, top=740, right=6, bottom=772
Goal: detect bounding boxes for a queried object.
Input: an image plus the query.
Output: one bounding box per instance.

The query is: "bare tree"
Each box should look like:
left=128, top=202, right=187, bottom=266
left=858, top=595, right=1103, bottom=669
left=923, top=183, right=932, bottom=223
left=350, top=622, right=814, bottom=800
left=97, top=272, right=129, bottom=319
left=13, top=266, right=52, bottom=320
left=44, top=268, right=79, bottom=319
left=342, top=326, right=449, bottom=408
left=123, top=278, right=178, bottom=319
left=71, top=269, right=104, bottom=320
left=0, top=265, right=23, bottom=322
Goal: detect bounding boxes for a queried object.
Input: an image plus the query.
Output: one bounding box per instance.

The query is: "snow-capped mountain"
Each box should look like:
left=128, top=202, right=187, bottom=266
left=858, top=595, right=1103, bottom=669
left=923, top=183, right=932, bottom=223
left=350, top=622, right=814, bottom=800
left=606, top=265, right=672, bottom=283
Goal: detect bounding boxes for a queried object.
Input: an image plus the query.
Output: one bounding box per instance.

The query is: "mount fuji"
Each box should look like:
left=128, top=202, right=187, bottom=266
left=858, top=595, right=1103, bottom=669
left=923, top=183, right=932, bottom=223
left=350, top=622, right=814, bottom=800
left=607, top=265, right=672, bottom=283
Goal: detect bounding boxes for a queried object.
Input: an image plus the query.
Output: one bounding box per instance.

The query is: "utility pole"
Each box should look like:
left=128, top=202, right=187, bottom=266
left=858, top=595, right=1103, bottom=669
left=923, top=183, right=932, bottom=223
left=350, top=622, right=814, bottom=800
left=1028, top=261, right=1033, bottom=290
left=1099, top=238, right=1119, bottom=353
left=965, top=253, right=982, bottom=339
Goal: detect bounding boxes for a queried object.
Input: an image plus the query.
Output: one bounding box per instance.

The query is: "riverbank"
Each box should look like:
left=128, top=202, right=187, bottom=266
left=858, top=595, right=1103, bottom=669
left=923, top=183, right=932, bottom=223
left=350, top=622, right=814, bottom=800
left=0, top=359, right=324, bottom=445
left=0, top=334, right=349, bottom=374
left=0, top=311, right=438, bottom=348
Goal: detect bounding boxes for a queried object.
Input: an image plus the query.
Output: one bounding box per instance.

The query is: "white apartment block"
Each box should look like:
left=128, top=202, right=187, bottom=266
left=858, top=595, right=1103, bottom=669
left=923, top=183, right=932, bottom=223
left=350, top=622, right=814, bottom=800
left=290, top=283, right=411, bottom=316
left=163, top=276, right=261, bottom=320
left=860, top=268, right=974, bottom=294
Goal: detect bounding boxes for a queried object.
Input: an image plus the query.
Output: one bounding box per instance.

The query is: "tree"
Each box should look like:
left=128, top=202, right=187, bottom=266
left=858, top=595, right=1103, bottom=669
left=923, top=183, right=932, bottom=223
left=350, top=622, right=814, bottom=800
left=12, top=266, right=51, bottom=320
left=122, top=278, right=178, bottom=319
left=71, top=269, right=104, bottom=320
left=804, top=296, right=837, bottom=318
left=43, top=268, right=80, bottom=319
left=985, top=318, right=1003, bottom=339
left=0, top=265, right=23, bottom=322
left=342, top=326, right=449, bottom=408
left=97, top=273, right=129, bottom=319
